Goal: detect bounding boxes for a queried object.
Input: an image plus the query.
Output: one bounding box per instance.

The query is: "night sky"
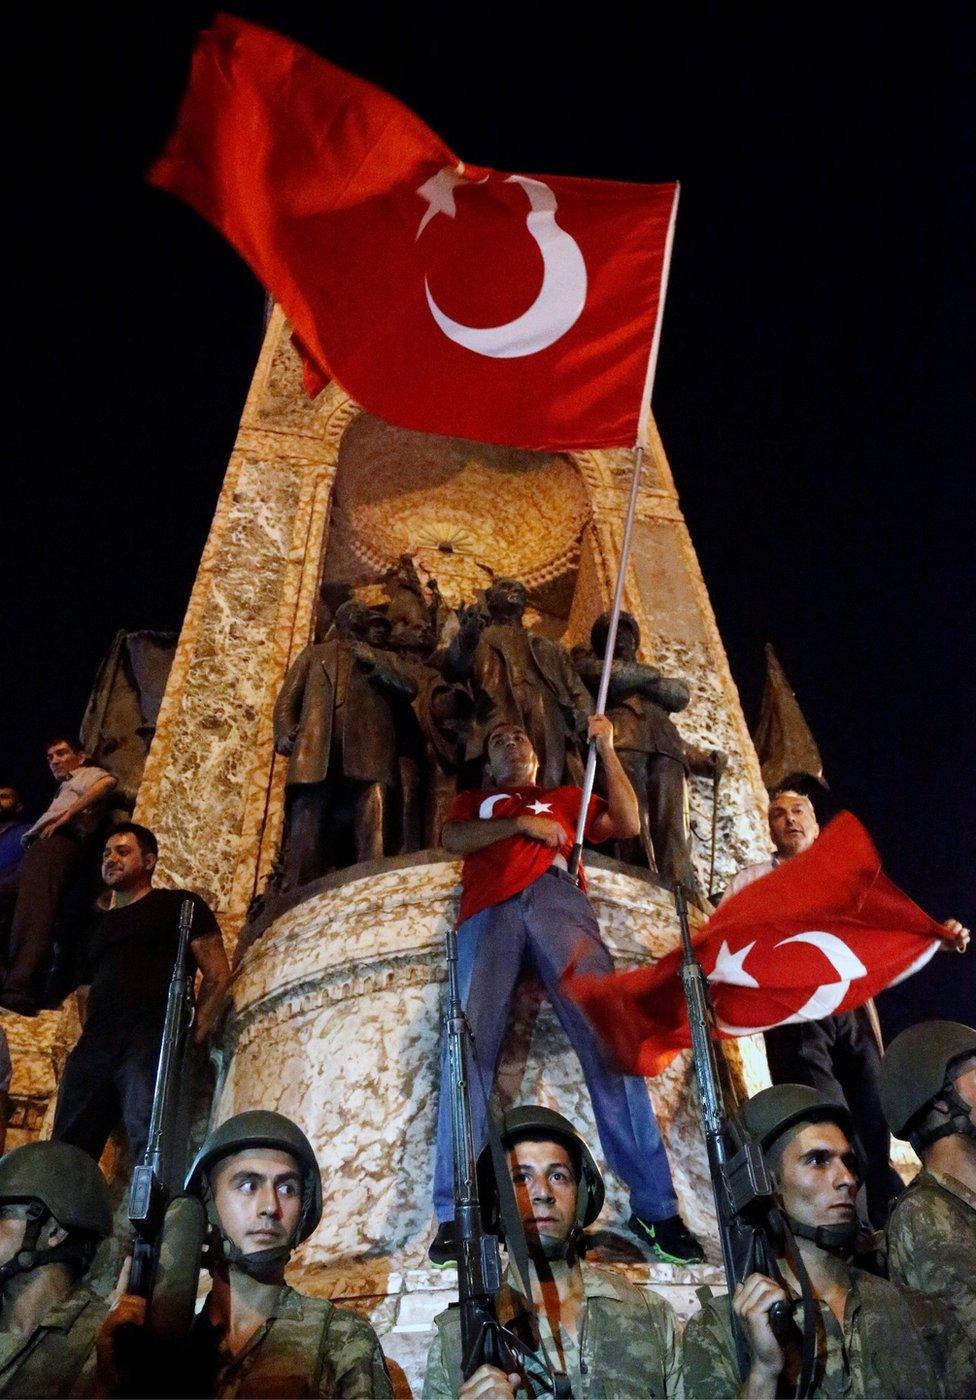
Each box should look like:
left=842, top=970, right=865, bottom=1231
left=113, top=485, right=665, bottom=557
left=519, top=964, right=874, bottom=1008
left=7, top=4, right=974, bottom=1033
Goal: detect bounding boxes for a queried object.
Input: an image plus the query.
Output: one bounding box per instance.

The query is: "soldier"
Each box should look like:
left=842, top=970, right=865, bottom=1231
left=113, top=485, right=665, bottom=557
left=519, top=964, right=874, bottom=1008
left=682, top=1084, right=965, bottom=1398
left=0, top=1140, right=112, bottom=1396
left=100, top=1110, right=394, bottom=1397
left=574, top=611, right=726, bottom=901
left=443, top=578, right=591, bottom=788
left=880, top=1020, right=976, bottom=1375
left=423, top=1105, right=682, bottom=1399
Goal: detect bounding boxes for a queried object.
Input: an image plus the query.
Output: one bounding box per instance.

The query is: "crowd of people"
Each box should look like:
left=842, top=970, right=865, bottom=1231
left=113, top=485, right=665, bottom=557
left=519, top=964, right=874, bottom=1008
left=0, top=684, right=971, bottom=1394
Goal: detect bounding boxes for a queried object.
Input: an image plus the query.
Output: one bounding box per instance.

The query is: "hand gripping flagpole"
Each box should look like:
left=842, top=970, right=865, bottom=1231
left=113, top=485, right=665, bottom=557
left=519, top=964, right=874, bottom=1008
left=568, top=184, right=681, bottom=881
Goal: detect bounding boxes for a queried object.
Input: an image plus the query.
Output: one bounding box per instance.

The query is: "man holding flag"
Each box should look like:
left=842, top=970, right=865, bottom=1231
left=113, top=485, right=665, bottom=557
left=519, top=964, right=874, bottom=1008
left=722, top=786, right=969, bottom=1228
left=431, top=715, right=705, bottom=1267
left=565, top=808, right=969, bottom=1230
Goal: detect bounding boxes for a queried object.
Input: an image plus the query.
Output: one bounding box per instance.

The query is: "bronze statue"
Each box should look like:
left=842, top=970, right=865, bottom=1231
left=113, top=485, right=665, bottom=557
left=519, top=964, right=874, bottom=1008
left=378, top=621, right=473, bottom=856
left=575, top=612, right=726, bottom=901
left=272, top=600, right=417, bottom=887
left=442, top=578, right=591, bottom=788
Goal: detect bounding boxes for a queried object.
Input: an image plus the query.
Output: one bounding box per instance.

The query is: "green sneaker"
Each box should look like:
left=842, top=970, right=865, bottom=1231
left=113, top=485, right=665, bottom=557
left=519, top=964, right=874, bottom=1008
left=628, top=1212, right=705, bottom=1264
left=428, top=1221, right=457, bottom=1268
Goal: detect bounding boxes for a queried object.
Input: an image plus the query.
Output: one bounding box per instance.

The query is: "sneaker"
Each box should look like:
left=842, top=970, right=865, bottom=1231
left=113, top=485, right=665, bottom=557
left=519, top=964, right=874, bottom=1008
left=428, top=1221, right=457, bottom=1268
left=628, top=1212, right=705, bottom=1265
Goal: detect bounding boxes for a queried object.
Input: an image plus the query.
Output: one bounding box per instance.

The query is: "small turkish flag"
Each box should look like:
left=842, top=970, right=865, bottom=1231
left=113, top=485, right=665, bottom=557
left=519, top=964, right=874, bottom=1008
left=565, top=813, right=946, bottom=1077
left=149, top=13, right=678, bottom=451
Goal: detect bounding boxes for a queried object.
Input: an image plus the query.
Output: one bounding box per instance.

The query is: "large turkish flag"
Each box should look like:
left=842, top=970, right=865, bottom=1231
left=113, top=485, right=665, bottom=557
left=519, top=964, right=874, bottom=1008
left=565, top=813, right=947, bottom=1076
left=150, top=13, right=678, bottom=451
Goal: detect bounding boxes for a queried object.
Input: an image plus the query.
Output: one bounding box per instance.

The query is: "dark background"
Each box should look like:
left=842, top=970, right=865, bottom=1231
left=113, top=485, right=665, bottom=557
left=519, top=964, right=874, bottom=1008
left=6, top=3, right=974, bottom=1033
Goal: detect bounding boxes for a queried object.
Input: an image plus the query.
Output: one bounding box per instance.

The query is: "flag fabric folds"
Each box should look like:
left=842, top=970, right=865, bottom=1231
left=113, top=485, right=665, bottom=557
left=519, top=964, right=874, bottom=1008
left=150, top=13, right=679, bottom=451
left=565, top=813, right=945, bottom=1077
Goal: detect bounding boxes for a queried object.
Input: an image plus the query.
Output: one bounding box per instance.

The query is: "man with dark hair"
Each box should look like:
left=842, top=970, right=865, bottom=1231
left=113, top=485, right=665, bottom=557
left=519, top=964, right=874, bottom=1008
left=723, top=787, right=969, bottom=1229
left=880, top=1021, right=976, bottom=1375
left=0, top=1140, right=113, bottom=1395
left=424, top=1106, right=682, bottom=1398
left=1, top=736, right=116, bottom=1016
left=430, top=714, right=703, bottom=1266
left=683, top=1084, right=967, bottom=1398
left=51, top=823, right=230, bottom=1168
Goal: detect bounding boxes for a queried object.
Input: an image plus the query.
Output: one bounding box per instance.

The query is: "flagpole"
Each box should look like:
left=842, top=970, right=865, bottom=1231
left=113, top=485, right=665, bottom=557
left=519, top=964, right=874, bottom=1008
left=567, top=184, right=681, bottom=881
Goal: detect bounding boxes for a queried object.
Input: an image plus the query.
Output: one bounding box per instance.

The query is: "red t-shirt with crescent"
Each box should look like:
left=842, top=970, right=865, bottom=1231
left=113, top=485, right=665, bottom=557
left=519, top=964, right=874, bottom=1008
left=448, top=785, right=609, bottom=925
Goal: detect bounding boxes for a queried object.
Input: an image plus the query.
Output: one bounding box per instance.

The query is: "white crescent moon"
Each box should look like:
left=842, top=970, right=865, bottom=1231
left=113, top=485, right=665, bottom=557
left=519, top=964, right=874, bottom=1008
left=478, top=793, right=512, bottom=819
left=715, top=929, right=868, bottom=1036
left=425, top=175, right=587, bottom=359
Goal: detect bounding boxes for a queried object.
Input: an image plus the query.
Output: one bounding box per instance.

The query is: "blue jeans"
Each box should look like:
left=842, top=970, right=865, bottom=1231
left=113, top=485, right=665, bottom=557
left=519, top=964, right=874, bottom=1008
left=433, top=869, right=679, bottom=1222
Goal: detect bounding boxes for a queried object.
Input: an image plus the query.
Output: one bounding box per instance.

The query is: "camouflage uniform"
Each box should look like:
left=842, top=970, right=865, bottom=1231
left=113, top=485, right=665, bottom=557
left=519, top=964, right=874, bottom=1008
left=186, top=1283, right=393, bottom=1398
left=682, top=1266, right=957, bottom=1398
left=0, top=1283, right=106, bottom=1398
left=422, top=1262, right=681, bottom=1399
left=887, top=1168, right=976, bottom=1392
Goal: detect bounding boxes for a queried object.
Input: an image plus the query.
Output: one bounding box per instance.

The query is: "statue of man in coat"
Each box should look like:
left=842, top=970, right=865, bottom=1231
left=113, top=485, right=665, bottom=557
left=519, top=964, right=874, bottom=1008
left=442, top=578, right=591, bottom=788
left=272, top=600, right=417, bottom=888
left=575, top=612, right=726, bottom=902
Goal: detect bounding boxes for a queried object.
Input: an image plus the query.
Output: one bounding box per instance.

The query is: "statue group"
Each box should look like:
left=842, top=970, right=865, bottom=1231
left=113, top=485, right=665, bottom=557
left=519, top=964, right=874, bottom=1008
left=272, top=558, right=725, bottom=901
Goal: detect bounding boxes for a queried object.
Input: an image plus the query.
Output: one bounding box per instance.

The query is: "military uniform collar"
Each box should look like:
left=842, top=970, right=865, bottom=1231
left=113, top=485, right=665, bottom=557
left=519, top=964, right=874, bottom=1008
left=267, top=1283, right=305, bottom=1320
left=499, top=1259, right=623, bottom=1316
left=924, top=1166, right=976, bottom=1212
left=0, top=1286, right=92, bottom=1374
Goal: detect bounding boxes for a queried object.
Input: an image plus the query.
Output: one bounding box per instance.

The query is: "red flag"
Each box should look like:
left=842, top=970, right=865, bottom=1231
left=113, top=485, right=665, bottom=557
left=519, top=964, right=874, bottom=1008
left=150, top=14, right=678, bottom=451
left=566, top=813, right=945, bottom=1077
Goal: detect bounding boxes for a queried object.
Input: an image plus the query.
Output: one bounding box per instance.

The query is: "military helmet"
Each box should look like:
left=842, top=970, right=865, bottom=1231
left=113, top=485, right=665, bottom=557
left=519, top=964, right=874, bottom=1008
left=0, top=1141, right=112, bottom=1239
left=477, top=1105, right=605, bottom=1232
left=185, top=1111, right=323, bottom=1243
left=742, top=1084, right=856, bottom=1156
left=879, top=1020, right=976, bottom=1140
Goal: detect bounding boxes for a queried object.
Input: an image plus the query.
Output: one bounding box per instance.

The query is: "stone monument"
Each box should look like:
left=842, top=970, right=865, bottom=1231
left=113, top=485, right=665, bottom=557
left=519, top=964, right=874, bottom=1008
left=8, top=306, right=783, bottom=1389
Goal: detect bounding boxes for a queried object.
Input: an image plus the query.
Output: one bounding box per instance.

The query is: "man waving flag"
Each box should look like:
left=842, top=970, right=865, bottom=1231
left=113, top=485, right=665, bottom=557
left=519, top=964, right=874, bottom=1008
left=150, top=12, right=678, bottom=451
left=565, top=812, right=966, bottom=1077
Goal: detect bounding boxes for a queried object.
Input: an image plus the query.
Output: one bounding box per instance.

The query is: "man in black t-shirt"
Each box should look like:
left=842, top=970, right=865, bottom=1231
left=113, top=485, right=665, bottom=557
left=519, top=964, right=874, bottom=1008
left=52, top=822, right=231, bottom=1166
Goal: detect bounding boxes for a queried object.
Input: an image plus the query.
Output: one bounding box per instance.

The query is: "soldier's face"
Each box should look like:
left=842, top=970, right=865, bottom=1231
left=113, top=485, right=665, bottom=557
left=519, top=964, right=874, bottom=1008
left=210, top=1149, right=304, bottom=1255
left=774, top=1121, right=859, bottom=1232
left=767, top=793, right=819, bottom=857
left=950, top=1054, right=976, bottom=1125
left=509, top=1139, right=578, bottom=1256
left=488, top=726, right=539, bottom=785
left=102, top=834, right=156, bottom=890
left=0, top=1203, right=63, bottom=1269
left=0, top=1203, right=30, bottom=1265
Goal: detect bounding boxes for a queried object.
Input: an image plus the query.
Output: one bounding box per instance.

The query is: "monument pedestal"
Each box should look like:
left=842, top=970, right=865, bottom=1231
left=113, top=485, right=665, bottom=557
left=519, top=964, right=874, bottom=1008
left=220, top=851, right=769, bottom=1390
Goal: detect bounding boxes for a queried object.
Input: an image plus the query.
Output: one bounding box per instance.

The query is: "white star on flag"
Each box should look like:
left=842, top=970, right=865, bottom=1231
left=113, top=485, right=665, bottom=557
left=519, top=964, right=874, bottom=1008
left=708, top=940, right=760, bottom=988
left=526, top=800, right=553, bottom=814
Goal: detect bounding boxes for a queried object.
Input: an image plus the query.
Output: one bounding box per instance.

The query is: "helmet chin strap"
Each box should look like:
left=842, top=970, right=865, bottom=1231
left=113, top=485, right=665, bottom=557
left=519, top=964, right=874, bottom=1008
left=0, top=1203, right=89, bottom=1285
left=783, top=1212, right=859, bottom=1258
left=910, top=1082, right=976, bottom=1154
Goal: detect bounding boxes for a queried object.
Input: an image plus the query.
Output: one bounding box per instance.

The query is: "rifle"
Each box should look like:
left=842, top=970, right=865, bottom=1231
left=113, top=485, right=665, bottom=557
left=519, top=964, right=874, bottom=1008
left=444, top=929, right=525, bottom=1383
left=127, top=897, right=207, bottom=1340
left=674, top=887, right=809, bottom=1388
